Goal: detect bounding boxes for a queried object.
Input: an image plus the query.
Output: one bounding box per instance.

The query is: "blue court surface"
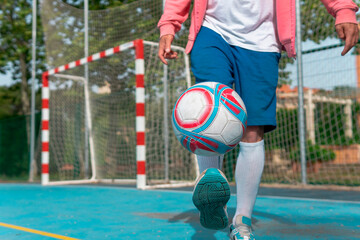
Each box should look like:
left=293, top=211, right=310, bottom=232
left=0, top=184, right=359, bottom=240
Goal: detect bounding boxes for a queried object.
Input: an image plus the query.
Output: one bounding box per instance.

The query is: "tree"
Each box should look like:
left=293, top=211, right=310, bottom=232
left=0, top=0, right=47, bottom=157
left=301, top=0, right=338, bottom=44
left=0, top=84, right=23, bottom=119
left=0, top=0, right=46, bottom=115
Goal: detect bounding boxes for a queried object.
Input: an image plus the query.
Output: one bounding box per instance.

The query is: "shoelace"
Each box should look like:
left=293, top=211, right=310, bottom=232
left=236, top=224, right=252, bottom=236
left=231, top=224, right=253, bottom=240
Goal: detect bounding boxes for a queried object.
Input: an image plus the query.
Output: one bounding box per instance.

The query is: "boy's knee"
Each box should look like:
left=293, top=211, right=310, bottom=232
left=241, top=126, right=264, bottom=143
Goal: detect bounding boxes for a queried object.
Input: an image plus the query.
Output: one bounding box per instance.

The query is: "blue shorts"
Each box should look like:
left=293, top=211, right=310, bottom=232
left=190, top=27, right=281, bottom=133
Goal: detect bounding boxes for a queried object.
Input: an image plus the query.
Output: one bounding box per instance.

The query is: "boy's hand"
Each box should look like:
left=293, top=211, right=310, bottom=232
left=335, top=23, right=359, bottom=56
left=158, top=34, right=178, bottom=65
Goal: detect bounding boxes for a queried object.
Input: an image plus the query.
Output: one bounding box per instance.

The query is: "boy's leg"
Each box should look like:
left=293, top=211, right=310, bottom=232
left=232, top=46, right=280, bottom=220
left=190, top=27, right=234, bottom=87
left=233, top=126, right=265, bottom=220
left=196, top=155, right=224, bottom=173
left=229, top=47, right=280, bottom=239
left=190, top=26, right=234, bottom=230
left=230, top=128, right=264, bottom=240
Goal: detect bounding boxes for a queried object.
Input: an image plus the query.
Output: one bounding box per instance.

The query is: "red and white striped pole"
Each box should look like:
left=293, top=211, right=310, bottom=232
left=134, top=39, right=146, bottom=189
left=41, top=73, right=50, bottom=185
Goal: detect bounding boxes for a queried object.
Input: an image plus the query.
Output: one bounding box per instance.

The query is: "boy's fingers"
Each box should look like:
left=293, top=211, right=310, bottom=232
left=164, top=51, right=178, bottom=59
left=158, top=52, right=168, bottom=64
left=158, top=35, right=177, bottom=64
left=336, top=25, right=345, bottom=40
left=158, top=37, right=168, bottom=64
left=164, top=35, right=173, bottom=53
left=336, top=23, right=359, bottom=56
left=342, top=32, right=355, bottom=56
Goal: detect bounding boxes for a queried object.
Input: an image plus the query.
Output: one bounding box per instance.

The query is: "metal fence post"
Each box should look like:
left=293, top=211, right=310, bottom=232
left=29, top=0, right=37, bottom=182
left=296, top=0, right=307, bottom=184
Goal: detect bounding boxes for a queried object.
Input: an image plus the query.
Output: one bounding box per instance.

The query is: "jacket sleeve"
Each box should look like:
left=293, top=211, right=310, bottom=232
left=157, top=0, right=192, bottom=37
left=321, top=0, right=359, bottom=25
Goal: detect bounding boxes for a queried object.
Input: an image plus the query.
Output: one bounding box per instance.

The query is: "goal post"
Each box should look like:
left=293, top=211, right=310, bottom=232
left=41, top=39, right=197, bottom=189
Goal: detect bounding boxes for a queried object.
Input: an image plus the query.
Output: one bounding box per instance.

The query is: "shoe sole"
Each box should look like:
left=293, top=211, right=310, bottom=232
left=192, top=168, right=230, bottom=230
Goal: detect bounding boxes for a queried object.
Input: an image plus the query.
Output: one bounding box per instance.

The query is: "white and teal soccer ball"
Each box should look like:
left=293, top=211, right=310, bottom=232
left=172, top=82, right=247, bottom=156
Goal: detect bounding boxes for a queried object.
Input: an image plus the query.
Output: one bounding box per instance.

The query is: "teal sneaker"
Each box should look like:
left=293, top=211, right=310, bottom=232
left=229, top=215, right=255, bottom=240
left=192, top=168, right=230, bottom=230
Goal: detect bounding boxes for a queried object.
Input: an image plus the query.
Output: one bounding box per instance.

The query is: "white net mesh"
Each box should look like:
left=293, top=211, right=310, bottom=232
left=262, top=45, right=360, bottom=186
left=214, top=1, right=360, bottom=186
left=41, top=0, right=360, bottom=187
left=48, top=73, right=86, bottom=181
left=45, top=42, right=195, bottom=184
left=260, top=0, right=360, bottom=186
left=143, top=44, right=195, bottom=183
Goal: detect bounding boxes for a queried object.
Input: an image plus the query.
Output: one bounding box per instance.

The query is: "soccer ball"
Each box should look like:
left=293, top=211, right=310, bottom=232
left=172, top=82, right=247, bottom=156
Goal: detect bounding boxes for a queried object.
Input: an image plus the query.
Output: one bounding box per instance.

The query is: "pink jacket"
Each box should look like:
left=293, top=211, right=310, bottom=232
left=158, top=0, right=358, bottom=58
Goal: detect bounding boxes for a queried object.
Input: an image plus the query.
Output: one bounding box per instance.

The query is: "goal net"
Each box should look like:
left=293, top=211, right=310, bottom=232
left=41, top=40, right=198, bottom=188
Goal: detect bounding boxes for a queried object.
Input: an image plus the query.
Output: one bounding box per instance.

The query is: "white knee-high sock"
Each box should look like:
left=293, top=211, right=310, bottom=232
left=233, top=140, right=265, bottom=222
left=196, top=155, right=224, bottom=173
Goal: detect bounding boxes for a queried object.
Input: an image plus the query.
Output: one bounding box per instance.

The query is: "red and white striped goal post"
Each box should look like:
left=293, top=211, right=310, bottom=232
left=41, top=39, right=147, bottom=188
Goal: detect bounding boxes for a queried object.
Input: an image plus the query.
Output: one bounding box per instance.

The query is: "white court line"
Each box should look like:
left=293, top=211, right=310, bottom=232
left=256, top=195, right=360, bottom=204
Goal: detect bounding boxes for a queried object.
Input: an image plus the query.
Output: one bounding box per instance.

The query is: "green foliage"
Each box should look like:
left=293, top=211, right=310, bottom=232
left=289, top=141, right=336, bottom=163
left=265, top=99, right=360, bottom=164
left=278, top=56, right=295, bottom=87
left=266, top=108, right=299, bottom=150
left=267, top=99, right=360, bottom=152
left=0, top=83, right=42, bottom=119
left=301, top=0, right=337, bottom=43
left=316, top=101, right=358, bottom=146
left=351, top=101, right=360, bottom=143
left=0, top=113, right=41, bottom=177
left=0, top=0, right=46, bottom=83
left=63, top=0, right=137, bottom=10
left=0, top=84, right=22, bottom=119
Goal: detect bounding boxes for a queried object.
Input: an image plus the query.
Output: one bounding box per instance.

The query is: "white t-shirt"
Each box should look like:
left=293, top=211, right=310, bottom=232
left=202, top=0, right=281, bottom=52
